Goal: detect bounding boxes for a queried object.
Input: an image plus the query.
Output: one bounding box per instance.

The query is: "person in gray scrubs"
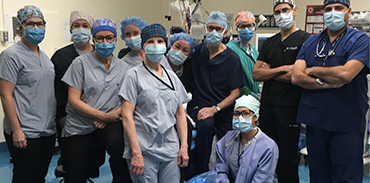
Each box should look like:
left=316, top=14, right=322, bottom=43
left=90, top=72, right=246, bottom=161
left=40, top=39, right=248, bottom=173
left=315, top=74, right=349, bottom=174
left=0, top=5, right=56, bottom=183
left=120, top=16, right=172, bottom=69
left=61, top=18, right=131, bottom=183
left=120, top=23, right=189, bottom=183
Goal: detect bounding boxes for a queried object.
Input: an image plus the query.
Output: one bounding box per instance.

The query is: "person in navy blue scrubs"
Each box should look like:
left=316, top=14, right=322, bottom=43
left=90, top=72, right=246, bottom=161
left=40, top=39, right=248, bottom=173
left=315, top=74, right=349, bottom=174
left=292, top=0, right=369, bottom=182
left=187, top=11, right=246, bottom=174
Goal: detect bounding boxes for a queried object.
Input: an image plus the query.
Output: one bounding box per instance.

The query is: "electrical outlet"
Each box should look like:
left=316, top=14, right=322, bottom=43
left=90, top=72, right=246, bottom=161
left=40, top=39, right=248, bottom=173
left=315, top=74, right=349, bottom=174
left=3, top=31, right=8, bottom=42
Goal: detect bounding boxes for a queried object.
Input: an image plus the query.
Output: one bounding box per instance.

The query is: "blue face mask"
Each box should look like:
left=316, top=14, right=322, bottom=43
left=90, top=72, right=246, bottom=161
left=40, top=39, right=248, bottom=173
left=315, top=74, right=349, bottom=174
left=238, top=28, right=254, bottom=42
left=71, top=28, right=91, bottom=45
left=125, top=35, right=142, bottom=50
left=95, top=42, right=116, bottom=58
left=205, top=30, right=224, bottom=46
left=144, top=44, right=167, bottom=62
left=24, top=27, right=45, bottom=45
left=167, top=49, right=187, bottom=66
left=324, top=10, right=347, bottom=31
left=232, top=116, right=254, bottom=133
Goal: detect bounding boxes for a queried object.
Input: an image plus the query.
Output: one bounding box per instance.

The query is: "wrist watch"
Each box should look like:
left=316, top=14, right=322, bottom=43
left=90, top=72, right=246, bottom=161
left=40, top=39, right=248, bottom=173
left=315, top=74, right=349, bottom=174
left=316, top=78, right=325, bottom=85
left=215, top=105, right=221, bottom=112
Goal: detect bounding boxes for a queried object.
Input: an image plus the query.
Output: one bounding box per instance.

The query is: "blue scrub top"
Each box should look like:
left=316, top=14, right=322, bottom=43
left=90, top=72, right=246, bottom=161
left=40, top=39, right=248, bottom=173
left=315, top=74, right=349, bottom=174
left=296, top=28, right=370, bottom=133
left=190, top=42, right=246, bottom=110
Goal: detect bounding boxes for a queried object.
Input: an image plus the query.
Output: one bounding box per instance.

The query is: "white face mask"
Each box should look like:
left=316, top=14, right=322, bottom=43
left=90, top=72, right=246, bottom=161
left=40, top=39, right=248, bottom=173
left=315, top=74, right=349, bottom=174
left=274, top=11, right=294, bottom=30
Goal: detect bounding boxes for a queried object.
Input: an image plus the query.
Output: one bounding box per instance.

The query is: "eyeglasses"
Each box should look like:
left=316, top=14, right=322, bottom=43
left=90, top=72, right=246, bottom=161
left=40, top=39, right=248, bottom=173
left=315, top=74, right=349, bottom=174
left=237, top=24, right=255, bottom=30
left=94, top=35, right=116, bottom=43
left=273, top=7, right=293, bottom=15
left=23, top=21, right=46, bottom=28
left=233, top=110, right=254, bottom=118
left=206, top=25, right=225, bottom=33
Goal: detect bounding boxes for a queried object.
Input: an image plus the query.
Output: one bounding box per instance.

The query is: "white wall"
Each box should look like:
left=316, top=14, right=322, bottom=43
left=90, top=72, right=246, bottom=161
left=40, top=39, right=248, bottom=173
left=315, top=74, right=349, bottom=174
left=0, top=0, right=368, bottom=142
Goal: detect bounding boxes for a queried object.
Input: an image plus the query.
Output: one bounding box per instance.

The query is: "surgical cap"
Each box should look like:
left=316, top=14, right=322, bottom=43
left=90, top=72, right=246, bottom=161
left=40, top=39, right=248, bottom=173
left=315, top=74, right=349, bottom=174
left=206, top=11, right=227, bottom=30
left=234, top=95, right=260, bottom=118
left=324, top=0, right=350, bottom=8
left=141, top=23, right=168, bottom=47
left=235, top=11, right=256, bottom=27
left=120, top=16, right=148, bottom=40
left=17, top=5, right=44, bottom=28
left=169, top=33, right=196, bottom=57
left=92, top=18, right=117, bottom=36
left=273, top=0, right=295, bottom=8
left=69, top=11, right=94, bottom=28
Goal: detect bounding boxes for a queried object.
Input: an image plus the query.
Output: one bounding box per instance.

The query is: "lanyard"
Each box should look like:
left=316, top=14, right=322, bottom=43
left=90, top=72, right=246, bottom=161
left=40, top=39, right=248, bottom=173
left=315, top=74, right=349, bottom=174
left=315, top=30, right=346, bottom=66
left=143, top=61, right=175, bottom=91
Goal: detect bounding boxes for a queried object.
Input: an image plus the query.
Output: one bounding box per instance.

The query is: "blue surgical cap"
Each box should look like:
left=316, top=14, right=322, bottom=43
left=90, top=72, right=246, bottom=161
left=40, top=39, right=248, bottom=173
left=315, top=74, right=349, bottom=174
left=324, top=0, right=350, bottom=8
left=169, top=33, right=196, bottom=57
left=92, top=18, right=117, bottom=36
left=234, top=95, right=260, bottom=118
left=206, top=11, right=227, bottom=30
left=120, top=16, right=148, bottom=40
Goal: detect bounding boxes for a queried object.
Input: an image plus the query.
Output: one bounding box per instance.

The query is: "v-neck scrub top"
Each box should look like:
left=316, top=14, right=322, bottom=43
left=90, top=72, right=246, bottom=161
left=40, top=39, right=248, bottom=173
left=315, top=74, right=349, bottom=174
left=0, top=42, right=56, bottom=138
left=119, top=63, right=190, bottom=161
left=61, top=52, right=128, bottom=137
left=121, top=52, right=172, bottom=70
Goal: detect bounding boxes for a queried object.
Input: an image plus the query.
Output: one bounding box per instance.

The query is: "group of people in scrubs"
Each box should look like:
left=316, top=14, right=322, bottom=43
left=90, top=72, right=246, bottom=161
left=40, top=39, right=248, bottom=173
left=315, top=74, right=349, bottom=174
left=0, top=0, right=368, bottom=182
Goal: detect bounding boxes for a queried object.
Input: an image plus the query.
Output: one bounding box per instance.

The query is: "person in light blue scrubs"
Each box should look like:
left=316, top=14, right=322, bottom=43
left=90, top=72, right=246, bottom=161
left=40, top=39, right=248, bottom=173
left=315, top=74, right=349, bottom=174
left=120, top=16, right=172, bottom=69
left=213, top=95, right=279, bottom=183
left=292, top=0, right=369, bottom=182
left=0, top=5, right=56, bottom=183
left=61, top=18, right=131, bottom=183
left=120, top=23, right=190, bottom=183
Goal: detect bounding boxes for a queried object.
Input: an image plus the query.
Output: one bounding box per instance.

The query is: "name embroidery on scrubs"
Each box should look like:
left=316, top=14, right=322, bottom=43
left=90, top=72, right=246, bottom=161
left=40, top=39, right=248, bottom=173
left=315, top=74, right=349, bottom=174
left=143, top=61, right=175, bottom=91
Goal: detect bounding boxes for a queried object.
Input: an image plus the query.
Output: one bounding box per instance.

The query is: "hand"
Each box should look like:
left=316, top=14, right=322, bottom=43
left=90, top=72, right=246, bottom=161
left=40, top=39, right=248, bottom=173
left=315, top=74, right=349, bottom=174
left=258, top=93, right=261, bottom=102
left=177, top=146, right=189, bottom=167
left=57, top=116, right=66, bottom=129
left=94, top=120, right=107, bottom=129
left=130, top=152, right=144, bottom=177
left=261, top=62, right=270, bottom=69
left=13, top=129, right=27, bottom=148
left=197, top=106, right=217, bottom=121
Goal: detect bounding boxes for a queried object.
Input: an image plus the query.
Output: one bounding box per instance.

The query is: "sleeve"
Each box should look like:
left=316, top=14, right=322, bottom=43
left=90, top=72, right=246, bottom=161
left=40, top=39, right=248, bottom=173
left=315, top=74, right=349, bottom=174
left=118, top=71, right=138, bottom=106
left=256, top=40, right=269, bottom=63
left=229, top=55, right=246, bottom=91
left=0, top=55, right=19, bottom=84
left=61, top=58, right=84, bottom=91
left=251, top=140, right=279, bottom=183
left=347, top=34, right=370, bottom=67
left=213, top=136, right=231, bottom=183
left=51, top=52, right=68, bottom=120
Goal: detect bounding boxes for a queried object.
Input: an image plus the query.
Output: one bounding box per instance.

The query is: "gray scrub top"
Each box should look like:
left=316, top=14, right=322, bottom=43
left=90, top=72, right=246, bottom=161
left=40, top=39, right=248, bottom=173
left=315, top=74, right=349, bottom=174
left=73, top=44, right=85, bottom=56
left=119, top=63, right=190, bottom=161
left=0, top=42, right=56, bottom=138
left=121, top=52, right=172, bottom=70
left=61, top=52, right=128, bottom=137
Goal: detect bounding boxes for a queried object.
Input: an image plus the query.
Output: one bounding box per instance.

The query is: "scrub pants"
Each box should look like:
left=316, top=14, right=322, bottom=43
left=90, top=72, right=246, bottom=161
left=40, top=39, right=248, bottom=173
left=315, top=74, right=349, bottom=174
left=258, top=104, right=300, bottom=183
left=188, top=104, right=233, bottom=174
left=5, top=132, right=56, bottom=183
left=127, top=156, right=180, bottom=183
left=61, top=121, right=131, bottom=183
left=306, top=126, right=364, bottom=183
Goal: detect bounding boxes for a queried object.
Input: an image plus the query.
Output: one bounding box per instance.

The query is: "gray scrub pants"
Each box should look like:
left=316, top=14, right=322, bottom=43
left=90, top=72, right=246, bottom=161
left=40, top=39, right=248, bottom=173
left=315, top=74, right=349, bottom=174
left=127, top=156, right=180, bottom=183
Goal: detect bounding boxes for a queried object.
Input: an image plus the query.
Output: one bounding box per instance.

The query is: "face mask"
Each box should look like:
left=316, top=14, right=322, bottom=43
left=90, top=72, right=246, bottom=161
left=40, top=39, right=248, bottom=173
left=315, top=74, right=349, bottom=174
left=71, top=28, right=91, bottom=45
left=324, top=10, right=347, bottom=31
left=95, top=42, right=115, bottom=58
left=167, top=49, right=187, bottom=66
left=125, top=35, right=142, bottom=50
left=24, top=27, right=45, bottom=45
left=144, top=44, right=167, bottom=62
left=205, top=30, right=224, bottom=46
left=274, top=12, right=294, bottom=30
left=232, top=116, right=254, bottom=133
left=238, top=28, right=255, bottom=42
